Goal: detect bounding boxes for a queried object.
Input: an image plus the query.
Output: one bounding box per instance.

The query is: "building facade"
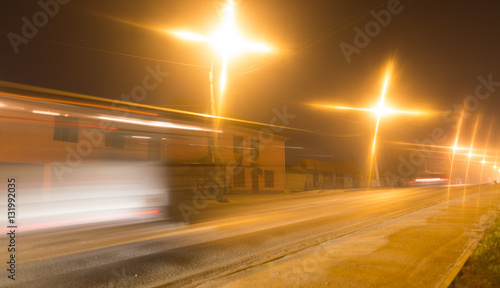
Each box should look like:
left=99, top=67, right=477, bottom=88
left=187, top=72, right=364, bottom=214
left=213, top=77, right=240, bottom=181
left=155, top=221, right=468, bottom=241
left=286, top=159, right=365, bottom=192
left=0, top=84, right=287, bottom=224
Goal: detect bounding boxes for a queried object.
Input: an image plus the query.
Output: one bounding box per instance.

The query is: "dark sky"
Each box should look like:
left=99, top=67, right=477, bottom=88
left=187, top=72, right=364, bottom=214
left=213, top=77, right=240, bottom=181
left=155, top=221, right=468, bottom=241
left=2, top=0, right=500, bottom=176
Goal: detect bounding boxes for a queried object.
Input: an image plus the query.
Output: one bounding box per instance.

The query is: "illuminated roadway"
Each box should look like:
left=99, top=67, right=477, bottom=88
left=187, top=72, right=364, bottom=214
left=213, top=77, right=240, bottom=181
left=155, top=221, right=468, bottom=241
left=5, top=185, right=500, bottom=287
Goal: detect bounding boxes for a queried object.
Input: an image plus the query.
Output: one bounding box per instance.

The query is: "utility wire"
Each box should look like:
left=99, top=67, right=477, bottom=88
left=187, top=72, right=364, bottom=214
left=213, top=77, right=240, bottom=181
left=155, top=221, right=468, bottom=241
left=21, top=35, right=210, bottom=69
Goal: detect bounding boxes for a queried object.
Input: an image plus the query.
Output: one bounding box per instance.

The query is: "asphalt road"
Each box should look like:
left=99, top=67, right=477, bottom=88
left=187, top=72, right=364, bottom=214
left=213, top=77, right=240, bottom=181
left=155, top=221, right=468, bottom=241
left=1, top=185, right=496, bottom=287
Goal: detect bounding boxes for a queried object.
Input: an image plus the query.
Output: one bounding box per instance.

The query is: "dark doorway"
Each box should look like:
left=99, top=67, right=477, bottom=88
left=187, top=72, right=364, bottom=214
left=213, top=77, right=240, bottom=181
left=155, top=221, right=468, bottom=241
left=251, top=165, right=262, bottom=194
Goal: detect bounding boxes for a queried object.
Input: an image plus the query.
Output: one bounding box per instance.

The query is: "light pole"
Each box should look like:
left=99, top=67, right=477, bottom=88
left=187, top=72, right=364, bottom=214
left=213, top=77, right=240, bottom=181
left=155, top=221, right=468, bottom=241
left=313, top=63, right=425, bottom=188
left=171, top=0, right=271, bottom=117
left=171, top=0, right=272, bottom=198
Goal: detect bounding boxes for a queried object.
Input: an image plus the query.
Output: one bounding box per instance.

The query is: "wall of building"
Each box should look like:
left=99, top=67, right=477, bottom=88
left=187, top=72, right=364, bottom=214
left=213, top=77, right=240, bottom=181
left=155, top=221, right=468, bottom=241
left=286, top=172, right=306, bottom=192
left=0, top=99, right=287, bottom=201
left=285, top=159, right=364, bottom=191
left=216, top=128, right=286, bottom=194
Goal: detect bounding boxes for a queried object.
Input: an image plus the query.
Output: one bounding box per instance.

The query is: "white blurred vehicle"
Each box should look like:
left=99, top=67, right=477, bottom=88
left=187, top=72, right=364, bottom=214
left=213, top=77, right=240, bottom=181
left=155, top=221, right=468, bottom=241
left=1, top=162, right=168, bottom=232
left=408, top=172, right=449, bottom=187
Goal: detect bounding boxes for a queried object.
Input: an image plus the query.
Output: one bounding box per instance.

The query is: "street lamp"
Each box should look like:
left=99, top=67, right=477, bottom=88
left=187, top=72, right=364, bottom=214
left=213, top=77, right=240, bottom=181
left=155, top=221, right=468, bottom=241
left=170, top=0, right=271, bottom=118
left=313, top=63, right=425, bottom=188
left=170, top=0, right=272, bottom=199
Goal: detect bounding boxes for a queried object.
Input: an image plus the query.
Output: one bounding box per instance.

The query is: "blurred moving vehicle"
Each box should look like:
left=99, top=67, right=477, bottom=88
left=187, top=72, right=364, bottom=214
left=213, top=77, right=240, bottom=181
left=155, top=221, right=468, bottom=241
left=1, top=162, right=168, bottom=231
left=0, top=83, right=189, bottom=231
left=0, top=81, right=287, bottom=230
left=408, top=172, right=450, bottom=187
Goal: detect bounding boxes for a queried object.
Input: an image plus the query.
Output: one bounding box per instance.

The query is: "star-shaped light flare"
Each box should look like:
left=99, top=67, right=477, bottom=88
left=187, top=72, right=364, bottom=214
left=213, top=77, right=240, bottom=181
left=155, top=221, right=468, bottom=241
left=170, top=0, right=272, bottom=115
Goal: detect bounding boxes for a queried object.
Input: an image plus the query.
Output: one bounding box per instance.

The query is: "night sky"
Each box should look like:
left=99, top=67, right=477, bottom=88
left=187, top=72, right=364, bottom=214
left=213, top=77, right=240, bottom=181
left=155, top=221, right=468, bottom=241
left=2, top=0, right=500, bottom=176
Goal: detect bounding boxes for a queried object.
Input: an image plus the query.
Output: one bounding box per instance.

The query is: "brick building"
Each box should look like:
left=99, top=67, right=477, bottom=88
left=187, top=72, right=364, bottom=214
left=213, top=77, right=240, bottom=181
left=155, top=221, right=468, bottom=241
left=0, top=83, right=287, bottom=220
left=286, top=159, right=365, bottom=192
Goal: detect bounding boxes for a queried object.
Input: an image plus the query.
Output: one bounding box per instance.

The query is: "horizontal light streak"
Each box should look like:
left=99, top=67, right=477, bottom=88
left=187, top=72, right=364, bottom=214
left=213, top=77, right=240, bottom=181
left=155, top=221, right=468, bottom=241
left=188, top=143, right=250, bottom=149
left=171, top=31, right=209, bottom=42
left=1, top=92, right=158, bottom=116
left=170, top=29, right=272, bottom=57
left=0, top=84, right=315, bottom=134
left=32, top=110, right=60, bottom=116
left=0, top=116, right=117, bottom=130
left=388, top=141, right=495, bottom=157
left=315, top=104, right=425, bottom=116
left=414, top=178, right=447, bottom=183
left=99, top=116, right=222, bottom=133
left=285, top=146, right=306, bottom=150
left=0, top=210, right=159, bottom=232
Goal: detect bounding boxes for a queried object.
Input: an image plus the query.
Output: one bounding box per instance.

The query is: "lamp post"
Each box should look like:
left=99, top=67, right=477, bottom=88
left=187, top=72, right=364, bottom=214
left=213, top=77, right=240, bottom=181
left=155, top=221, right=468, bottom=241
left=171, top=0, right=272, bottom=198
left=313, top=64, right=425, bottom=188
left=171, top=0, right=271, bottom=117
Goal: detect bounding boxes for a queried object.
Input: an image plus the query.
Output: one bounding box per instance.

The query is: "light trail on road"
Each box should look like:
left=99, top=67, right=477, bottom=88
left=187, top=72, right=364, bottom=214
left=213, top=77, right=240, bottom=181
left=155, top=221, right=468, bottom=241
left=4, top=185, right=498, bottom=288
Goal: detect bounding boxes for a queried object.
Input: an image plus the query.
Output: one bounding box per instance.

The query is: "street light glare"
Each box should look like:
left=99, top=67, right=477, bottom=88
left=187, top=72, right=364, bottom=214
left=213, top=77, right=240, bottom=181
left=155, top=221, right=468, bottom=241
left=170, top=0, right=273, bottom=115
left=170, top=31, right=208, bottom=42
left=314, top=104, right=424, bottom=116
left=209, top=28, right=271, bottom=57
left=171, top=27, right=272, bottom=58
left=170, top=0, right=272, bottom=58
left=373, top=103, right=395, bottom=117
left=310, top=61, right=426, bottom=188
left=375, top=73, right=391, bottom=115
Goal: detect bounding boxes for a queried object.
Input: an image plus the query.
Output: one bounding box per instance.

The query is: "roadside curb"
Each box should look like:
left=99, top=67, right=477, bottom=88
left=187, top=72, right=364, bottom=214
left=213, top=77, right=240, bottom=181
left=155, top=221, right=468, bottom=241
left=438, top=250, right=473, bottom=288
left=437, top=208, right=497, bottom=288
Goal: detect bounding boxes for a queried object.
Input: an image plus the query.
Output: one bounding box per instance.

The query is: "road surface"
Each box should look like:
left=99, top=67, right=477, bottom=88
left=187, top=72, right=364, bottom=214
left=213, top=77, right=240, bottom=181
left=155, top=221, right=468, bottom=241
left=2, top=185, right=499, bottom=287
